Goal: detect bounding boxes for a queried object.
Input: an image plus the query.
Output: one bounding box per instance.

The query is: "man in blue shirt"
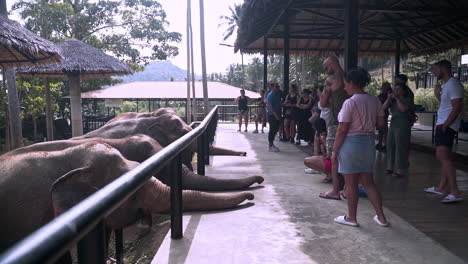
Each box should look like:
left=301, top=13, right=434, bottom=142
left=266, top=82, right=282, bottom=152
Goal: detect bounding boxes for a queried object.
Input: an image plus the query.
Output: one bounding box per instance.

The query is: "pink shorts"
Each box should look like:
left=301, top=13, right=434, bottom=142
left=324, top=158, right=332, bottom=173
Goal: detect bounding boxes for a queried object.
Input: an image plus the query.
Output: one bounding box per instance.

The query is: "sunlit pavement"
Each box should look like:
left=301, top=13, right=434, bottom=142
left=152, top=124, right=467, bottom=264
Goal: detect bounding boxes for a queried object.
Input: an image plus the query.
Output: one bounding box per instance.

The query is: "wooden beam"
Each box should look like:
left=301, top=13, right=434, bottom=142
left=344, top=0, right=359, bottom=71
left=395, top=39, right=401, bottom=75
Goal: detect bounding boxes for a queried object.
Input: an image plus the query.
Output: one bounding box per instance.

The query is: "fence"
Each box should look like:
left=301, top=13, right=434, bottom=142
left=0, top=106, right=219, bottom=264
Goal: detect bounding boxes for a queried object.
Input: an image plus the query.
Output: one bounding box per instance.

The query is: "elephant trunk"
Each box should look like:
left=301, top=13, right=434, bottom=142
left=209, top=146, right=247, bottom=156
left=182, top=191, right=254, bottom=211
left=144, top=178, right=254, bottom=213
left=182, top=166, right=264, bottom=191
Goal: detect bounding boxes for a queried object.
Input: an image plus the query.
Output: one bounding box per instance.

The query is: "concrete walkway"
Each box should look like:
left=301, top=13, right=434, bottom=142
left=152, top=124, right=466, bottom=264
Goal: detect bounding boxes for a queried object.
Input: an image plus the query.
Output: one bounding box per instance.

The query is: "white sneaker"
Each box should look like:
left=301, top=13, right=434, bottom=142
left=304, top=168, right=321, bottom=174
left=268, top=146, right=280, bottom=152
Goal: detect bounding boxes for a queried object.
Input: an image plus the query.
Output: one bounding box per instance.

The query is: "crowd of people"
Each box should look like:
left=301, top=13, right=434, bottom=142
left=235, top=56, right=464, bottom=227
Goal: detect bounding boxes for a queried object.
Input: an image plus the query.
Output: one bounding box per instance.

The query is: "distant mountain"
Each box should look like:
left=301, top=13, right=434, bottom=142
left=119, top=61, right=201, bottom=82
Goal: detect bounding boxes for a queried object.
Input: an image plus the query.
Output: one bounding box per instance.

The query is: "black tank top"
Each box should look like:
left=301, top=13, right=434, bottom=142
left=238, top=96, right=248, bottom=111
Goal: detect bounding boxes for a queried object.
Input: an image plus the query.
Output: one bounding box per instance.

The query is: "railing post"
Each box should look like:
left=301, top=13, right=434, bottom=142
left=170, top=154, right=183, bottom=239
left=197, top=132, right=205, bottom=176
left=115, top=229, right=124, bottom=264
left=204, top=132, right=209, bottom=165
left=77, top=220, right=107, bottom=264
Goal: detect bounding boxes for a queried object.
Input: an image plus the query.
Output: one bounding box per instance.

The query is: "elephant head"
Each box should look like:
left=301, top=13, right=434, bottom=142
left=0, top=142, right=254, bottom=253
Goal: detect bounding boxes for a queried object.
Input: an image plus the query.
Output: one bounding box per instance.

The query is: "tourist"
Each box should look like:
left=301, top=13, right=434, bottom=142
left=319, top=56, right=349, bottom=200
left=296, top=88, right=314, bottom=145
left=376, top=82, right=392, bottom=152
left=332, top=68, right=388, bottom=227
left=235, top=89, right=251, bottom=132
left=266, top=83, right=282, bottom=152
left=253, top=89, right=267, bottom=133
left=283, top=84, right=300, bottom=143
left=382, top=83, right=413, bottom=177
left=424, top=60, right=464, bottom=203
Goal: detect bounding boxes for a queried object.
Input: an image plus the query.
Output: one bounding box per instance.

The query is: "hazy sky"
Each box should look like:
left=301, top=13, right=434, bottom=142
left=6, top=0, right=252, bottom=74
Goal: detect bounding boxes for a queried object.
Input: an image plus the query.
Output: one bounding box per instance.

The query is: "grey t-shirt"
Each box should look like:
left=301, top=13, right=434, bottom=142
left=436, top=77, right=464, bottom=131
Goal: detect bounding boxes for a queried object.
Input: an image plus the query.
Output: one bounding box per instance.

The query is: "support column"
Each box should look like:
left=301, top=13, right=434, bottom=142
left=5, top=67, right=23, bottom=148
left=69, top=74, right=83, bottom=137
left=263, top=37, right=268, bottom=91
left=395, top=39, right=401, bottom=76
left=283, top=21, right=290, bottom=93
left=344, top=0, right=359, bottom=71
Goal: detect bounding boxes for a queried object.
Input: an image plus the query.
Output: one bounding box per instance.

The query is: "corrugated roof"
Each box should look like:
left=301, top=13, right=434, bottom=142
left=74, top=81, right=261, bottom=100
left=235, top=0, right=468, bottom=56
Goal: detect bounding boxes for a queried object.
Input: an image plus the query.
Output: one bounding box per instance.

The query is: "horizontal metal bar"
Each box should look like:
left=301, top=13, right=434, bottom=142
left=0, top=106, right=219, bottom=264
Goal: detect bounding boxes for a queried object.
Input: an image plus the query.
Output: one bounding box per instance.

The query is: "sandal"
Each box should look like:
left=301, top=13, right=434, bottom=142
left=319, top=192, right=341, bottom=200
left=321, top=177, right=332, bottom=183
left=424, top=187, right=445, bottom=195
left=373, top=215, right=389, bottom=227
left=441, top=194, right=463, bottom=203
left=334, top=215, right=358, bottom=227
left=385, top=169, right=393, bottom=174
left=340, top=191, right=347, bottom=200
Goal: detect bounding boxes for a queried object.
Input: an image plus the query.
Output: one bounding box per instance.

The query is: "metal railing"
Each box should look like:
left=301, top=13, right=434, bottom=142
left=0, top=106, right=219, bottom=264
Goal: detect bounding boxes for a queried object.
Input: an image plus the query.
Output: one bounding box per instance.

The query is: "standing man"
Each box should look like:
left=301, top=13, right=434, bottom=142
left=266, top=83, right=282, bottom=152
left=425, top=60, right=464, bottom=203
left=319, top=56, right=349, bottom=200
left=235, top=89, right=251, bottom=132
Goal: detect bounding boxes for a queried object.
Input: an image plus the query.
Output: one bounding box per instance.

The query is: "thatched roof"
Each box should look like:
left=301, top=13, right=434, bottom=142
left=235, top=0, right=468, bottom=56
left=16, top=38, right=133, bottom=78
left=64, top=81, right=261, bottom=100
left=0, top=15, right=61, bottom=67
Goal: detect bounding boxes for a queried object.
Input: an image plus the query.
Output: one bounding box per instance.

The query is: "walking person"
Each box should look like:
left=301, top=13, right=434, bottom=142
left=253, top=89, right=267, bottom=133
left=382, top=83, right=414, bottom=177
left=235, top=89, right=251, bottom=132
left=266, top=83, right=282, bottom=152
left=332, top=68, right=388, bottom=227
left=424, top=60, right=464, bottom=203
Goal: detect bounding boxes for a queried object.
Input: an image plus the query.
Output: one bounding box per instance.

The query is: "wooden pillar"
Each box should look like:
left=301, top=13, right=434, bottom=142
left=344, top=0, right=359, bottom=71
left=283, top=19, right=290, bottom=94
left=263, top=37, right=268, bottom=91
left=5, top=67, right=23, bottom=148
left=395, top=39, right=401, bottom=76
left=69, top=74, right=83, bottom=137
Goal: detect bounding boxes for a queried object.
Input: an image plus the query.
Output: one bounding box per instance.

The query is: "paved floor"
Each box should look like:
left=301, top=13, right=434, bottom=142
left=152, top=124, right=467, bottom=264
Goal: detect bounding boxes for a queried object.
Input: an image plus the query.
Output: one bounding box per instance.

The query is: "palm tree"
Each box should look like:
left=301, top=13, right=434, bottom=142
left=219, top=4, right=242, bottom=41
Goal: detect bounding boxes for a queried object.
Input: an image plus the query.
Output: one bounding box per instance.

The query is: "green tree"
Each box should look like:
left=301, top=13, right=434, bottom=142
left=218, top=3, right=242, bottom=41
left=13, top=0, right=182, bottom=65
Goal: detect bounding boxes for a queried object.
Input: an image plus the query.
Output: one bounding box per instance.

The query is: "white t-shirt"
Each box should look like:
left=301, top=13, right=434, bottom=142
left=436, top=77, right=464, bottom=131
left=318, top=102, right=330, bottom=128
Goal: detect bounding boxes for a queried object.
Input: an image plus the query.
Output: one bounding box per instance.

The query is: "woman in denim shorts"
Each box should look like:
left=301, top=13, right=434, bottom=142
left=331, top=68, right=389, bottom=227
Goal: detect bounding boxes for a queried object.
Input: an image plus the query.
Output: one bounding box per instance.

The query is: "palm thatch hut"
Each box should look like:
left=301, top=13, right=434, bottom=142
left=17, top=38, right=133, bottom=137
left=0, top=15, right=61, bottom=67
left=0, top=13, right=61, bottom=149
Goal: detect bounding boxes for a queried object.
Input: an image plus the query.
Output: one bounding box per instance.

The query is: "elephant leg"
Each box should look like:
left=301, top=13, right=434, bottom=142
left=182, top=165, right=264, bottom=191
left=209, top=145, right=247, bottom=156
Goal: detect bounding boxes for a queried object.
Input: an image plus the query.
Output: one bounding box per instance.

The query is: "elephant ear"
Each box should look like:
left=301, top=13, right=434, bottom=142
left=50, top=167, right=99, bottom=216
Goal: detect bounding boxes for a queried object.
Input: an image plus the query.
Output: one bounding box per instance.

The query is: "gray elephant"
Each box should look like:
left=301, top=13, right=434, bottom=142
left=8, top=135, right=263, bottom=191
left=0, top=142, right=253, bottom=258
left=105, top=108, right=176, bottom=124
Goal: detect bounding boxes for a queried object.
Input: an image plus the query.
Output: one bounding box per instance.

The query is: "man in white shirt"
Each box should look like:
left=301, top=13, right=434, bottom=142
left=425, top=60, right=464, bottom=203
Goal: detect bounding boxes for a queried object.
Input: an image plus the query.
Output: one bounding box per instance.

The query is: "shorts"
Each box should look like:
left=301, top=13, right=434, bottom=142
left=338, top=135, right=375, bottom=174
left=324, top=158, right=332, bottom=173
left=326, top=125, right=337, bottom=154
left=238, top=109, right=248, bottom=115
left=435, top=125, right=456, bottom=147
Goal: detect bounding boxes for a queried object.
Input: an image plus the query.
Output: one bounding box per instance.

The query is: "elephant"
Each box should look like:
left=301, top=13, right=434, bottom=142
left=7, top=135, right=264, bottom=191
left=105, top=108, right=176, bottom=125
left=0, top=142, right=254, bottom=256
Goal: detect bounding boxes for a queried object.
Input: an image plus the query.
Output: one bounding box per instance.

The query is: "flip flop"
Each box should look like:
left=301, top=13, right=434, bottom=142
left=373, top=215, right=389, bottom=227
left=319, top=192, right=341, bottom=200
left=340, top=191, right=347, bottom=200
left=334, top=215, right=358, bottom=227
left=424, top=187, right=445, bottom=195
left=321, top=177, right=332, bottom=183
left=441, top=194, right=463, bottom=203
left=385, top=169, right=393, bottom=174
